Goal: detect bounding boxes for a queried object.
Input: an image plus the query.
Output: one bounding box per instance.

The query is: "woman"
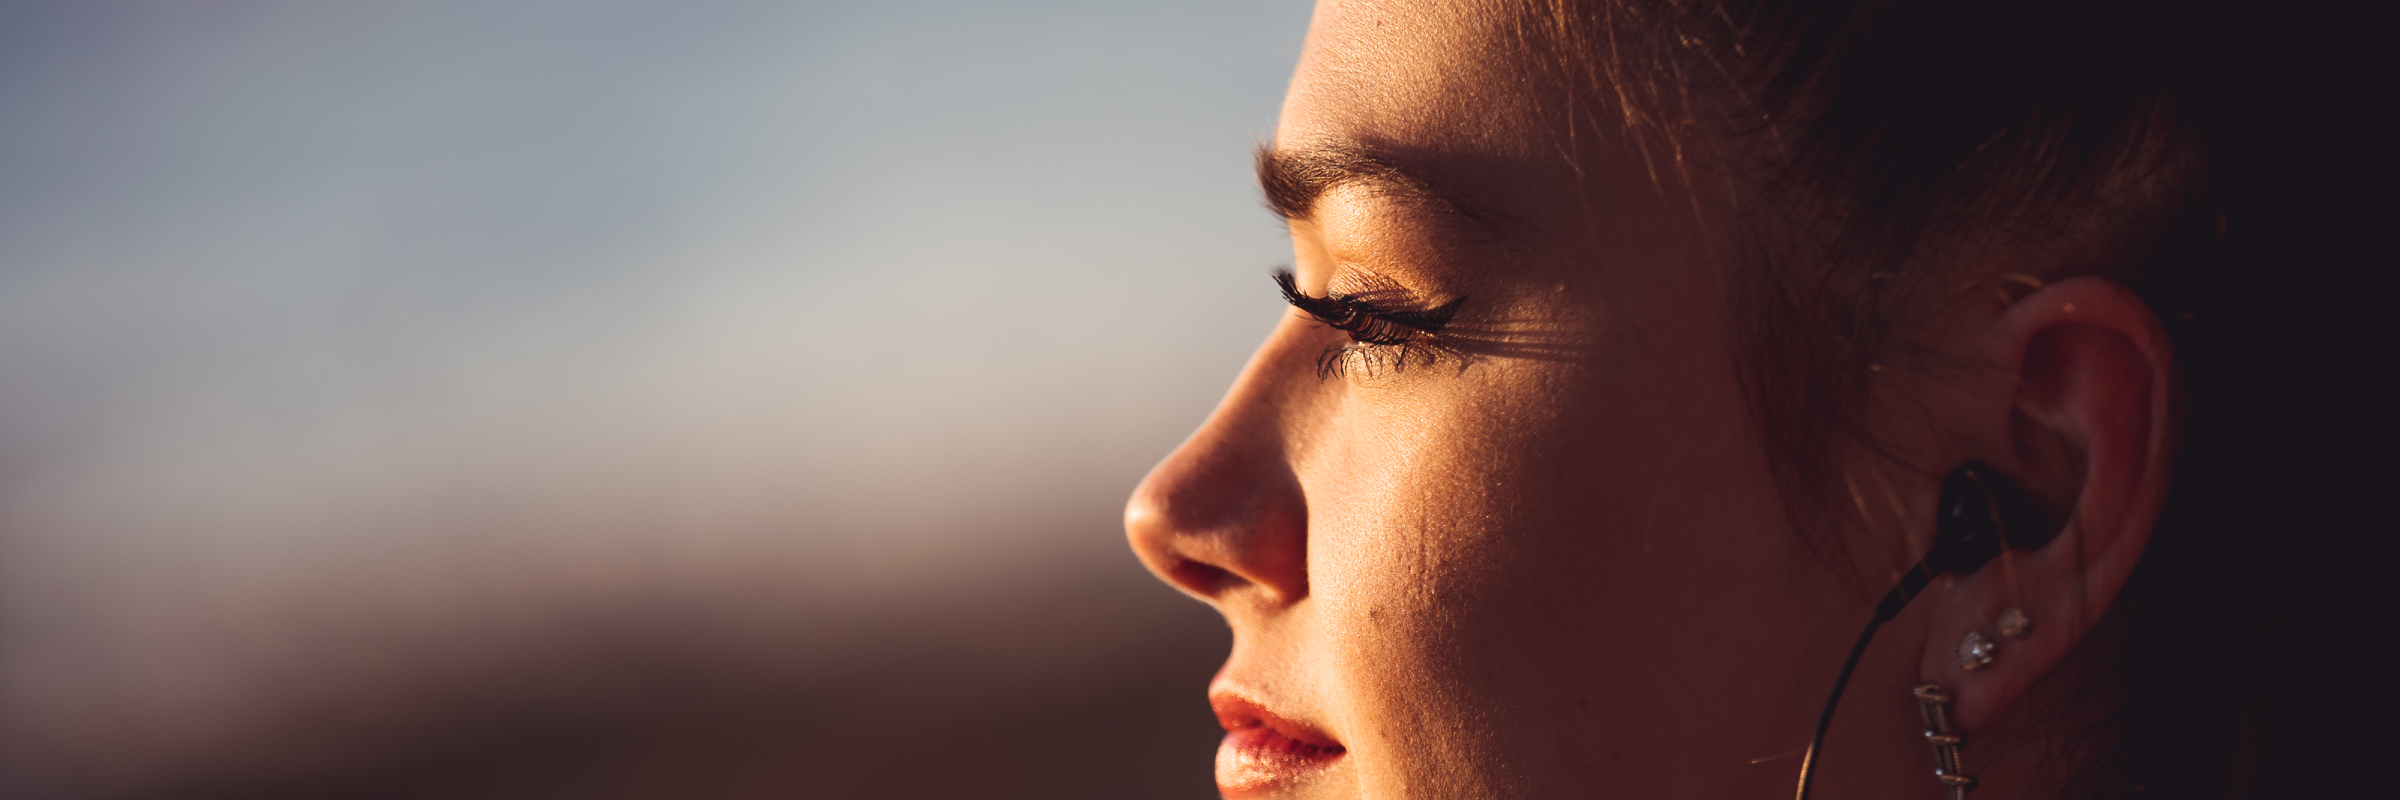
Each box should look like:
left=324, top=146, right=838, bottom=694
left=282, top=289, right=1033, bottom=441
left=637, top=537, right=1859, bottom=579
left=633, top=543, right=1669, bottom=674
left=1127, top=0, right=2387, bottom=798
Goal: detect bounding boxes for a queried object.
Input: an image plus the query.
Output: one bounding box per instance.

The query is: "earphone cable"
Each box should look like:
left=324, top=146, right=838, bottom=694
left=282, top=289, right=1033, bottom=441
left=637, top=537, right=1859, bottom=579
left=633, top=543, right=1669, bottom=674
left=1793, top=565, right=1933, bottom=800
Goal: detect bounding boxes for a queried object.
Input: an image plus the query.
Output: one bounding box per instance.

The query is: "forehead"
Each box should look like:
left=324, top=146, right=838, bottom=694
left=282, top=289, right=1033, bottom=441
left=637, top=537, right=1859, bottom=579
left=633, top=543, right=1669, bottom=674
left=1279, top=1, right=1558, bottom=155
left=1274, top=0, right=1669, bottom=240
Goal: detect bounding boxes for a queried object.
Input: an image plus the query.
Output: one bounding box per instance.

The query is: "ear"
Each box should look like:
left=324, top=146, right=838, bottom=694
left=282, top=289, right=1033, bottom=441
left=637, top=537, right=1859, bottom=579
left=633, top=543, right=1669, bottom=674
left=1925, top=276, right=2177, bottom=731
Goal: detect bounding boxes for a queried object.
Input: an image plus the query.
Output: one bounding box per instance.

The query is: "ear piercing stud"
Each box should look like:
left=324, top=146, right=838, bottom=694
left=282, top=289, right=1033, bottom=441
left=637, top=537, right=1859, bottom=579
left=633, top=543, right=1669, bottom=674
left=1959, top=609, right=2030, bottom=671
left=1914, top=684, right=1976, bottom=800
left=1958, top=631, right=1996, bottom=670
left=1996, top=608, right=2031, bottom=639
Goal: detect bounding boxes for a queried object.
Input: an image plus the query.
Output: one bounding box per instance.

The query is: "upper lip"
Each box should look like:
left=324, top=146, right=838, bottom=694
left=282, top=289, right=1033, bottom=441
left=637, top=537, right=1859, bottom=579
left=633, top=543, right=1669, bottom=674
left=1208, top=681, right=1344, bottom=751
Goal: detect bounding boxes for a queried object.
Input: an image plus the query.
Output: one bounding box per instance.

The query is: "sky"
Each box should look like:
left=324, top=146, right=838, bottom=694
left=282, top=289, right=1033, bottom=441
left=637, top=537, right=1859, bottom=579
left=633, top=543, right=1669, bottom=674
left=0, top=1, right=1314, bottom=796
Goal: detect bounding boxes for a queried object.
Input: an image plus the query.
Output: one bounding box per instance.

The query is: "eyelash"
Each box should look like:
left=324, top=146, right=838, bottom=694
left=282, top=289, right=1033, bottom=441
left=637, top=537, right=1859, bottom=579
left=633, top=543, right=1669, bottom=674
left=1273, top=269, right=1466, bottom=378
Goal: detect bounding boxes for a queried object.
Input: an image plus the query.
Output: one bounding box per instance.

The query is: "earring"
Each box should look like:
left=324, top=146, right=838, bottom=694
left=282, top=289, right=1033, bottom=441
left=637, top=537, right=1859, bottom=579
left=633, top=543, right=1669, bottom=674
left=1913, top=683, right=1976, bottom=800
left=1997, top=608, right=2031, bottom=639
left=1958, top=631, right=1996, bottom=671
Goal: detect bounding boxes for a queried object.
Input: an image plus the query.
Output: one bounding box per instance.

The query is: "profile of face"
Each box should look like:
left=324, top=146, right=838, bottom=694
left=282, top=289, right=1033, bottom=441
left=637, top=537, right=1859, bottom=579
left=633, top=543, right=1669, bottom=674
left=1127, top=1, right=2178, bottom=798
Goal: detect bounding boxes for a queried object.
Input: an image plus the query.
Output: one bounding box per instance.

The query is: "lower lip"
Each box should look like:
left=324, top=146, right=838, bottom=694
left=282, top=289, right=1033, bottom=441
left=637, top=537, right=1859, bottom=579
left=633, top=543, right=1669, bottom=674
left=1215, top=725, right=1344, bottom=795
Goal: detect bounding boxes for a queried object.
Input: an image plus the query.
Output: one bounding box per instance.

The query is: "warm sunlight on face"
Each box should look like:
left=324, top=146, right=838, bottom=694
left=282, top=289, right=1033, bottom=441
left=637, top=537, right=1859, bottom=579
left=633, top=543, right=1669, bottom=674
left=1126, top=2, right=1864, bottom=797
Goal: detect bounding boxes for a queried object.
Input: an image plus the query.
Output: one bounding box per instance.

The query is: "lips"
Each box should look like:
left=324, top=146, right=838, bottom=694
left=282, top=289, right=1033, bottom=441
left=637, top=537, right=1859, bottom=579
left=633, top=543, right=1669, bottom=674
left=1210, top=692, right=1345, bottom=795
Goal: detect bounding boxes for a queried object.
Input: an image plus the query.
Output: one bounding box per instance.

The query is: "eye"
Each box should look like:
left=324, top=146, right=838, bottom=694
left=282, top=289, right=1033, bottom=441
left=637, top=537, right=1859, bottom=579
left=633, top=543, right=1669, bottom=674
left=1274, top=269, right=1466, bottom=378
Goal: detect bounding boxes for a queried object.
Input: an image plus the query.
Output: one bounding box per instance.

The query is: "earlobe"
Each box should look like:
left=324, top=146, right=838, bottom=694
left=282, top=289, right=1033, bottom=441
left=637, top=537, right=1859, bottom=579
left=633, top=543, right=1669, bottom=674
left=1930, top=277, right=2177, bottom=731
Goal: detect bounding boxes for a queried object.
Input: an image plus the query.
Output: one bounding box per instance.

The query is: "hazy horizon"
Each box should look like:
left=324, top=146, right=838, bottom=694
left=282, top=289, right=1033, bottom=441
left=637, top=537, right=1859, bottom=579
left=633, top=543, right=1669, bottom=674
left=0, top=2, right=1313, bottom=796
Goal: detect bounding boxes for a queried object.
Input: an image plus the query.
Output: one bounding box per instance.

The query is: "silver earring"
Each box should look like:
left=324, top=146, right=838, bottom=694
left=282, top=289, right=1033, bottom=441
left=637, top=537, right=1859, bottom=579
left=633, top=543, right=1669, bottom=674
left=1958, top=631, right=1996, bottom=671
left=1996, top=608, right=2031, bottom=639
left=1914, top=683, right=1976, bottom=800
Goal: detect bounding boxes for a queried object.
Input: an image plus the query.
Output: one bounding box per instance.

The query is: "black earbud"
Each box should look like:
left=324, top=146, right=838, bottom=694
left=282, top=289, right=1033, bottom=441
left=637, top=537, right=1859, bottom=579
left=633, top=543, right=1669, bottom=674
left=1795, top=462, right=2060, bottom=800
left=1928, top=462, right=2061, bottom=574
left=1874, top=462, right=2061, bottom=623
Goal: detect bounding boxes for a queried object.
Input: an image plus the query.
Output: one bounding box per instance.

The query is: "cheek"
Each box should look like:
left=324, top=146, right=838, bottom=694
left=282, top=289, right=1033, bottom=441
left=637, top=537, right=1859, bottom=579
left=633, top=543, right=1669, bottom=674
left=1293, top=345, right=1803, bottom=792
left=1296, top=384, right=1568, bottom=793
left=1293, top=368, right=1646, bottom=745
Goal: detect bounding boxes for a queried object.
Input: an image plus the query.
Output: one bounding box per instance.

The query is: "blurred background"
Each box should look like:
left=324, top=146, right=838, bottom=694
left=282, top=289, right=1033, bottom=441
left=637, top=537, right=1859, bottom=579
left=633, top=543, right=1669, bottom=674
left=0, top=1, right=1308, bottom=797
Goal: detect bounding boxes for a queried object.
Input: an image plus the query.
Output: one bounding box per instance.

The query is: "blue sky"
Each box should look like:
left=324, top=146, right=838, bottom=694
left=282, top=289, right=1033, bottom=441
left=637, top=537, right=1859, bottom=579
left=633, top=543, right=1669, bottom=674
left=0, top=1, right=1313, bottom=789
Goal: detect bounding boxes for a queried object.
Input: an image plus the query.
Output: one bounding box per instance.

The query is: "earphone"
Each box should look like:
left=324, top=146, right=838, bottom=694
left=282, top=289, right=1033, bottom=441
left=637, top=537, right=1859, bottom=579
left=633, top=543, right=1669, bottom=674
left=1792, top=462, right=2058, bottom=800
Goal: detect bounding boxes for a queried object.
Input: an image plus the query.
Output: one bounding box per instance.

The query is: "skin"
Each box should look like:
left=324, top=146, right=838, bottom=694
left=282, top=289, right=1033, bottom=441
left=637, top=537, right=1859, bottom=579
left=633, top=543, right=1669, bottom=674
left=1126, top=1, right=2177, bottom=797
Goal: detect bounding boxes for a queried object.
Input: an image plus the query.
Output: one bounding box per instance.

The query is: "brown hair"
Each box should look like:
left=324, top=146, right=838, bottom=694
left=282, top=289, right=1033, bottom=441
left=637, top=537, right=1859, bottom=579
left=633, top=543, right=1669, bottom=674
left=1545, top=0, right=2392, bottom=795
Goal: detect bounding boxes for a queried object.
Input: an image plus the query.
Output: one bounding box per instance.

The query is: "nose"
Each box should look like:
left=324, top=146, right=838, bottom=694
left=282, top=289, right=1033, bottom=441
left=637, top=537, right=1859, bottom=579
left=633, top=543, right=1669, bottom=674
left=1125, top=329, right=1314, bottom=607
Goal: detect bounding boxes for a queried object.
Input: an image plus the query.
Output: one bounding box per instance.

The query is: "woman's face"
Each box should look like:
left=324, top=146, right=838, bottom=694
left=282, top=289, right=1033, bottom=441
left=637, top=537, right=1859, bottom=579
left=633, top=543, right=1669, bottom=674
left=1128, top=2, right=1877, bottom=798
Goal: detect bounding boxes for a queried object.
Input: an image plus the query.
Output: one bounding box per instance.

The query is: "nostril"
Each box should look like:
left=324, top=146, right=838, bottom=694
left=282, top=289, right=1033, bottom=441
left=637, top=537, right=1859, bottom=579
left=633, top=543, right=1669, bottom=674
left=1169, top=558, right=1246, bottom=598
left=1124, top=463, right=1312, bottom=606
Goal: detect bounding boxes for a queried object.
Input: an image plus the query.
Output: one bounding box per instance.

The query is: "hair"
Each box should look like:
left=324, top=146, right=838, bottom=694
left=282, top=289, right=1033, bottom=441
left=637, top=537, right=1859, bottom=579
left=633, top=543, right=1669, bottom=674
left=1539, top=0, right=2392, bottom=796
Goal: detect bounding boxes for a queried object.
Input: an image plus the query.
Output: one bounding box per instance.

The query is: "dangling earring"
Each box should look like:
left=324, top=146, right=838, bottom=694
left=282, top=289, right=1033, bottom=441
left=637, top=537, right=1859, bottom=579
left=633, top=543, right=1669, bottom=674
left=1914, top=683, right=1976, bottom=799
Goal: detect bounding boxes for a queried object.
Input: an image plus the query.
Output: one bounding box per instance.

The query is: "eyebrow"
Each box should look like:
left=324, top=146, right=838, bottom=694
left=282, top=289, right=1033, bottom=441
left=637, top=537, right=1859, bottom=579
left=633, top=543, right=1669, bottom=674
left=1254, top=142, right=1491, bottom=226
